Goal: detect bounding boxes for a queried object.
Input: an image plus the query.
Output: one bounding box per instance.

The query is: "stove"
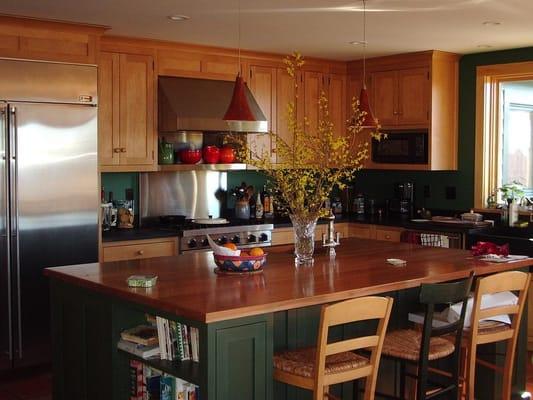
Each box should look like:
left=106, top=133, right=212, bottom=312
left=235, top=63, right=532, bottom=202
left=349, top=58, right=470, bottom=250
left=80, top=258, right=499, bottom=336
left=180, top=223, right=273, bottom=253
left=142, top=217, right=274, bottom=253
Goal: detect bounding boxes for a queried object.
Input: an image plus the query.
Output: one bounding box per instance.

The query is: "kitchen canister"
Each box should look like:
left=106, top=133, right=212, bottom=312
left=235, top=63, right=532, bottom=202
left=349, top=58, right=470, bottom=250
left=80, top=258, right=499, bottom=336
left=158, top=138, right=174, bottom=164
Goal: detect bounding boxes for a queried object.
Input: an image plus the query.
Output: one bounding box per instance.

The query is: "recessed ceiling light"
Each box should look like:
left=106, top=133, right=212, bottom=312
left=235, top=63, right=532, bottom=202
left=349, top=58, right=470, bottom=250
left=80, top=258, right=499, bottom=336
left=482, top=21, right=501, bottom=26
left=168, top=15, right=190, bottom=21
left=477, top=44, right=493, bottom=49
left=349, top=40, right=367, bottom=45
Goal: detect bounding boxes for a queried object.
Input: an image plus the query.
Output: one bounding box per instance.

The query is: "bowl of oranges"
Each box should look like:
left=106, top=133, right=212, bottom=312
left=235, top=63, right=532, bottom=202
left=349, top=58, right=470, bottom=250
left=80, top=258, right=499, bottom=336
left=213, top=243, right=267, bottom=273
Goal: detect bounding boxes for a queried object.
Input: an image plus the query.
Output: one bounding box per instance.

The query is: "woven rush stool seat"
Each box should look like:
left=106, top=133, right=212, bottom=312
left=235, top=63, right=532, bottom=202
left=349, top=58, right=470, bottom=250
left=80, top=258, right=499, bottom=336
left=273, top=347, right=369, bottom=378
left=468, top=320, right=511, bottom=336
left=382, top=328, right=455, bottom=362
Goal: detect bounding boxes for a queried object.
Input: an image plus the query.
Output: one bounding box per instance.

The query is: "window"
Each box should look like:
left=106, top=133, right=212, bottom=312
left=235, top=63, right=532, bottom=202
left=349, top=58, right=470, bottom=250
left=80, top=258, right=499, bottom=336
left=475, top=62, right=533, bottom=207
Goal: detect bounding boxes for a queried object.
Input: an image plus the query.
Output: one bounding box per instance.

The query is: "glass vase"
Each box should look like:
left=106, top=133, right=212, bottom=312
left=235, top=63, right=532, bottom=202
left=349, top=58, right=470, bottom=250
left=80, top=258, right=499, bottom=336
left=290, top=214, right=318, bottom=265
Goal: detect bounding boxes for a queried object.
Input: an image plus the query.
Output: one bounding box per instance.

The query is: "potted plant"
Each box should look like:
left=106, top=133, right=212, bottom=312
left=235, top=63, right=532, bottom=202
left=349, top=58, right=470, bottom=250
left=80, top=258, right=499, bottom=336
left=231, top=53, right=385, bottom=264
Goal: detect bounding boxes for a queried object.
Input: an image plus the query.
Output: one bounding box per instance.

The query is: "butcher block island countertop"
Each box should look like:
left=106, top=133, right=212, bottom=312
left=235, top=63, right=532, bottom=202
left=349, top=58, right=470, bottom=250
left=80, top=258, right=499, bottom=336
left=45, top=238, right=533, bottom=323
left=45, top=238, right=533, bottom=400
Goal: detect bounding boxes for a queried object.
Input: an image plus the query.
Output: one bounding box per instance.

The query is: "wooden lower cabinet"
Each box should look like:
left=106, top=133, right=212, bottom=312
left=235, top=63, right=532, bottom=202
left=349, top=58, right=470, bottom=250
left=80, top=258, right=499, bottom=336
left=272, top=222, right=403, bottom=245
left=102, top=237, right=177, bottom=262
left=374, top=227, right=404, bottom=242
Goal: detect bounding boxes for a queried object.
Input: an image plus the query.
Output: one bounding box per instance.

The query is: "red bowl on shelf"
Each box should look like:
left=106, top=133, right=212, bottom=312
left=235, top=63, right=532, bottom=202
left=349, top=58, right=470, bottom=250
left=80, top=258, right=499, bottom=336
left=179, top=149, right=202, bottom=164
left=202, top=146, right=220, bottom=164
left=219, top=146, right=236, bottom=163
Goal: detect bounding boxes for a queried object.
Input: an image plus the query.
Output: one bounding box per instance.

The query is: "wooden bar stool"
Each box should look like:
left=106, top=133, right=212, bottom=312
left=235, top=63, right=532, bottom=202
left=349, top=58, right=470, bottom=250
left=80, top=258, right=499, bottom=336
left=462, top=270, right=531, bottom=400
left=381, top=274, right=474, bottom=399
left=273, top=296, right=394, bottom=400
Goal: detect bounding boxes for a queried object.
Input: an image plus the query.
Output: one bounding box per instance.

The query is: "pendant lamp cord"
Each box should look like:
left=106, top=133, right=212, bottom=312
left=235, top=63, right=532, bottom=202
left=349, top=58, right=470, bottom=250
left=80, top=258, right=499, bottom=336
left=362, top=0, right=367, bottom=88
left=237, top=0, right=241, bottom=75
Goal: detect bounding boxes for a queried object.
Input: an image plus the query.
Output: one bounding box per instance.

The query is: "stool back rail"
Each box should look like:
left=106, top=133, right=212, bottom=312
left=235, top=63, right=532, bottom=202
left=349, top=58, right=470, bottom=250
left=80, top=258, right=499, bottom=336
left=417, top=272, right=474, bottom=400
left=274, top=296, right=394, bottom=400
left=464, top=270, right=531, bottom=400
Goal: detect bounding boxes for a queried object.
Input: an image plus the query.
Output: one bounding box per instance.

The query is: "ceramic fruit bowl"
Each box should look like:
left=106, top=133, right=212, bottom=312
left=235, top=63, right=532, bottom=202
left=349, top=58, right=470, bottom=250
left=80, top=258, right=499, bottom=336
left=213, top=253, right=267, bottom=272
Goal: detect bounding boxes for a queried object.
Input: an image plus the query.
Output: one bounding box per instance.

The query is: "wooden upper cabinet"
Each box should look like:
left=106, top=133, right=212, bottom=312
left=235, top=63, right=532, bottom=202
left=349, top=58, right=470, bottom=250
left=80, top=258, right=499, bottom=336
left=275, top=68, right=301, bottom=161
left=247, top=65, right=276, bottom=162
left=0, top=15, right=105, bottom=64
left=119, top=54, right=155, bottom=166
left=98, top=52, right=120, bottom=166
left=370, top=70, right=397, bottom=126
left=327, top=74, right=346, bottom=138
left=303, top=71, right=323, bottom=135
left=98, top=51, right=156, bottom=170
left=370, top=67, right=429, bottom=128
left=157, top=49, right=239, bottom=81
left=397, top=68, right=429, bottom=125
left=351, top=50, right=459, bottom=170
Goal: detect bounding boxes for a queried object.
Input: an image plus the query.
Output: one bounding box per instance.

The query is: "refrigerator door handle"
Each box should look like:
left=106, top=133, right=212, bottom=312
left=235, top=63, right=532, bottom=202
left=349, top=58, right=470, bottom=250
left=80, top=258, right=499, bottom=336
left=1, top=104, right=12, bottom=362
left=9, top=105, right=21, bottom=360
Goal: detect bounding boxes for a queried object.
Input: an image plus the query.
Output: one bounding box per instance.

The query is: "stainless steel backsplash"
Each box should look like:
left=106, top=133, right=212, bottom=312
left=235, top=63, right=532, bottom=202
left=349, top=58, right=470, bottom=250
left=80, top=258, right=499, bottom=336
left=140, top=171, right=227, bottom=219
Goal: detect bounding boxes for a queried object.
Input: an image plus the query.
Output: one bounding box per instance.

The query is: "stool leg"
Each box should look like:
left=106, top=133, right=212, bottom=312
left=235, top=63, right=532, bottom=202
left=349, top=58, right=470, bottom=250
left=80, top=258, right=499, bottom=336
left=353, top=379, right=359, bottom=400
left=502, top=340, right=515, bottom=400
left=466, top=346, right=476, bottom=400
left=400, top=360, right=406, bottom=400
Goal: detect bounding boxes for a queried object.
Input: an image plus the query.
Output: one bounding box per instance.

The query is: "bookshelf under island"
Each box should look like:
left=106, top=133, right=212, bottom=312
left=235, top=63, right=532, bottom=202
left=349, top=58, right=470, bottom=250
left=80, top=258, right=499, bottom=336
left=45, top=238, right=533, bottom=400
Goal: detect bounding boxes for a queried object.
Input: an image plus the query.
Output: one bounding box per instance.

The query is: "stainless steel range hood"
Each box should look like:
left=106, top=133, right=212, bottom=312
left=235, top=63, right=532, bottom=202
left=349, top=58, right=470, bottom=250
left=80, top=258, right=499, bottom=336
left=158, top=76, right=268, bottom=133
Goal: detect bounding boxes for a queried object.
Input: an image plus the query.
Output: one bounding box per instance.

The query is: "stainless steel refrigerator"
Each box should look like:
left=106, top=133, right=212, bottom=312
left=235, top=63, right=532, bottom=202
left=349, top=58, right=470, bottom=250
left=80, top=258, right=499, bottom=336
left=0, top=59, right=98, bottom=370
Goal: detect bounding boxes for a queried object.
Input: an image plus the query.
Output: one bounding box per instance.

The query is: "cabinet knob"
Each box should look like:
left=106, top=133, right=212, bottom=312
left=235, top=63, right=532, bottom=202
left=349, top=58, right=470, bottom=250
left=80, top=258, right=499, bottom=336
left=137, top=250, right=144, bottom=255
left=393, top=111, right=398, bottom=115
left=385, top=235, right=391, bottom=240
left=113, top=148, right=121, bottom=153
left=121, top=148, right=127, bottom=153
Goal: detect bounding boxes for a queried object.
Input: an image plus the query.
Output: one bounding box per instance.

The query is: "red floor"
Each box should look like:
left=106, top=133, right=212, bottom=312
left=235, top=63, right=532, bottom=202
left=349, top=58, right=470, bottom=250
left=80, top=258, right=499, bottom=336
left=0, top=366, right=51, bottom=400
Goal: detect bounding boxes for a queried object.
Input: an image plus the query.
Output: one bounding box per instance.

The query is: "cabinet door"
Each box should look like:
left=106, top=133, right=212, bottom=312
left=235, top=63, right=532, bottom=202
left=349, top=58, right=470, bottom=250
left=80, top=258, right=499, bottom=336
left=118, top=53, right=155, bottom=165
left=303, top=71, right=323, bottom=136
left=276, top=68, right=301, bottom=162
left=98, top=52, right=120, bottom=166
left=397, top=67, right=429, bottom=126
left=327, top=74, right=346, bottom=138
left=248, top=65, right=276, bottom=162
left=370, top=70, right=397, bottom=126
left=346, top=76, right=363, bottom=123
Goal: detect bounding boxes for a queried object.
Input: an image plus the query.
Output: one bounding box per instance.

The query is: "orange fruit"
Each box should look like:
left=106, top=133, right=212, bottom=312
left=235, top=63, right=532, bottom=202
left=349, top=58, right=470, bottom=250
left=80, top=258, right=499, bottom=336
left=223, top=243, right=237, bottom=251
left=249, top=247, right=264, bottom=257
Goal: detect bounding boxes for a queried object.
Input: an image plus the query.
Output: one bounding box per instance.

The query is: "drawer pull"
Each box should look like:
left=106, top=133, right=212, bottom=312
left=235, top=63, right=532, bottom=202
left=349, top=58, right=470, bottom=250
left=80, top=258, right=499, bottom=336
left=137, top=250, right=144, bottom=255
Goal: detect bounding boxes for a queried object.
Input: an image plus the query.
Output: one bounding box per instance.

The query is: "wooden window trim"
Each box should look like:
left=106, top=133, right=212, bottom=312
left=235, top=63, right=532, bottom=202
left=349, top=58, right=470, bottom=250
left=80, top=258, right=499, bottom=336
left=474, top=61, right=533, bottom=208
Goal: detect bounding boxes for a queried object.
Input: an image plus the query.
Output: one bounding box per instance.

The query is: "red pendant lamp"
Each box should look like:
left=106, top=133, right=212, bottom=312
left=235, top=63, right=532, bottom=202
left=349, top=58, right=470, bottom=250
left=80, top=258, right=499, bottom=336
left=223, top=0, right=257, bottom=127
left=223, top=73, right=255, bottom=122
left=358, top=0, right=378, bottom=129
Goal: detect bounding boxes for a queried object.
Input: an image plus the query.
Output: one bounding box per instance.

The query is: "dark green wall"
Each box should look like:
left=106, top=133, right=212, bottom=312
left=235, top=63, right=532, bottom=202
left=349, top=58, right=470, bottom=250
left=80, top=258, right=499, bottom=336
left=354, top=46, right=533, bottom=211
left=101, top=172, right=139, bottom=215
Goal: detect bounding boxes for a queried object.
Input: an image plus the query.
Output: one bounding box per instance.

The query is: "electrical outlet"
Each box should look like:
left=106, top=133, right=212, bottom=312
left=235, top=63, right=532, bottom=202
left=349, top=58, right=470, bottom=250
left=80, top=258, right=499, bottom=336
left=424, top=185, right=430, bottom=198
left=445, top=186, right=456, bottom=200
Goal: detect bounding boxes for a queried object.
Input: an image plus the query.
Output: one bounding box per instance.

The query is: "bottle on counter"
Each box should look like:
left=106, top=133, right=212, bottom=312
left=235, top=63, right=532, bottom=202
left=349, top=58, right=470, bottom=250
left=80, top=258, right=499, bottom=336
left=354, top=193, right=365, bottom=214
left=249, top=188, right=256, bottom=219
left=262, top=185, right=273, bottom=217
left=255, top=192, right=264, bottom=219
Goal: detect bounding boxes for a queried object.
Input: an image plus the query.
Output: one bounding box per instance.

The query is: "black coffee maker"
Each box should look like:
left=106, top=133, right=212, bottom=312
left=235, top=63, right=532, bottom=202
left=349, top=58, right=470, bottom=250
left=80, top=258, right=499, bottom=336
left=389, top=182, right=414, bottom=216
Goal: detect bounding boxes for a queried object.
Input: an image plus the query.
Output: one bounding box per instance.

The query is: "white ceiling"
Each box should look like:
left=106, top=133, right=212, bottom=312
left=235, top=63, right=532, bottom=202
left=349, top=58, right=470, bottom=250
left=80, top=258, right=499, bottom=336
left=1, top=0, right=533, bottom=61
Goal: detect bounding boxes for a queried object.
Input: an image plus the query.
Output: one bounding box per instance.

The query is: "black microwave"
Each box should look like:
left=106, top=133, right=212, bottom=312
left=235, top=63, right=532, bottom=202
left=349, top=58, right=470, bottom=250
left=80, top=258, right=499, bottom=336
left=371, top=130, right=428, bottom=164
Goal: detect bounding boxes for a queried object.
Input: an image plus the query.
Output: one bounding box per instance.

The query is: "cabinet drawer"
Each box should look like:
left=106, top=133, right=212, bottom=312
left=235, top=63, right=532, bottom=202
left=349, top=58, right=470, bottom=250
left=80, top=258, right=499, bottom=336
left=103, top=240, right=176, bottom=262
left=272, top=228, right=294, bottom=246
left=348, top=224, right=373, bottom=239
left=375, top=228, right=403, bottom=242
